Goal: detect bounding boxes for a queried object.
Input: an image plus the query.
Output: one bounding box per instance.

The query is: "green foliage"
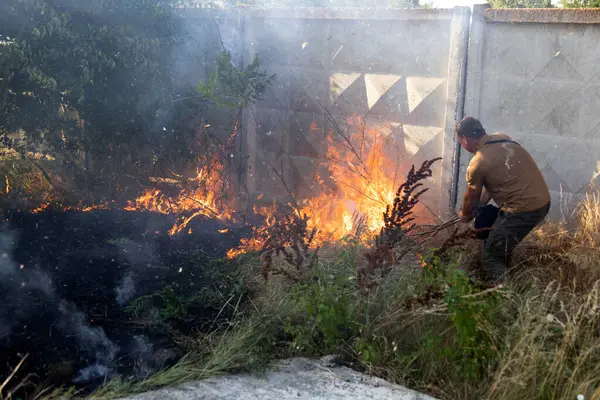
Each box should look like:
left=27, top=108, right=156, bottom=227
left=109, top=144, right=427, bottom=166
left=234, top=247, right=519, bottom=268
left=0, top=154, right=54, bottom=204
left=393, top=249, right=503, bottom=385
left=561, top=0, right=600, bottom=7
left=126, top=286, right=205, bottom=323
left=443, top=268, right=499, bottom=380
left=126, top=257, right=248, bottom=326
left=197, top=51, right=275, bottom=110
left=489, top=0, right=553, bottom=8
left=0, top=0, right=185, bottom=199
left=284, top=269, right=358, bottom=355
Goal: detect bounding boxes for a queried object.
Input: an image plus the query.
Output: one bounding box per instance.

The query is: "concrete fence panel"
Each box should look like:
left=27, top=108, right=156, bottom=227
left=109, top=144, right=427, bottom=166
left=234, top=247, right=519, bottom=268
left=460, top=5, right=600, bottom=220
left=242, top=7, right=470, bottom=221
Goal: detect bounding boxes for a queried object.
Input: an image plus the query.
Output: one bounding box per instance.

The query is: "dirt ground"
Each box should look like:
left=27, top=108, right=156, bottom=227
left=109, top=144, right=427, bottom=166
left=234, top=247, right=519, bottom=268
left=0, top=209, right=249, bottom=396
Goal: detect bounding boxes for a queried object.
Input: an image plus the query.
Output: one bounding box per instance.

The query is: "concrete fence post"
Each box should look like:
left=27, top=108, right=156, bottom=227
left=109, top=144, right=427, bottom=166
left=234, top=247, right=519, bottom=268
left=454, top=3, right=490, bottom=214
left=439, top=6, right=471, bottom=219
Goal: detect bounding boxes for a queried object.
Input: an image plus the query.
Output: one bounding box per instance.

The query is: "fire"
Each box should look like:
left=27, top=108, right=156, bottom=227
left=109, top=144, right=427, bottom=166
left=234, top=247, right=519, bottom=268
left=31, top=202, right=111, bottom=214
left=298, top=115, right=409, bottom=245
left=227, top=115, right=429, bottom=258
left=226, top=203, right=279, bottom=258
left=416, top=252, right=428, bottom=268
left=125, top=162, right=234, bottom=235
left=24, top=114, right=433, bottom=262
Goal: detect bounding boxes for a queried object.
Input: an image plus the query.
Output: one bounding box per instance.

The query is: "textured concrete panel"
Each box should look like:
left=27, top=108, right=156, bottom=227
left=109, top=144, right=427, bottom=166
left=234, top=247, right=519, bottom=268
left=461, top=6, right=600, bottom=220
left=327, top=19, right=452, bottom=76
left=235, top=7, right=468, bottom=218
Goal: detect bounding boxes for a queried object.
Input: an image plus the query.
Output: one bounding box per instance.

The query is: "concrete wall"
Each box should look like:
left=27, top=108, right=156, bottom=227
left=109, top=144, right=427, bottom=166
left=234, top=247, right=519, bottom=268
left=241, top=7, right=470, bottom=220
left=461, top=5, right=600, bottom=219
left=186, top=6, right=600, bottom=221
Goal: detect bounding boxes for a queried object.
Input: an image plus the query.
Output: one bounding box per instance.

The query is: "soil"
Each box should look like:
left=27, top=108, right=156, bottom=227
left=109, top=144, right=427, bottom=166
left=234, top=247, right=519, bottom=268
left=0, top=209, right=252, bottom=397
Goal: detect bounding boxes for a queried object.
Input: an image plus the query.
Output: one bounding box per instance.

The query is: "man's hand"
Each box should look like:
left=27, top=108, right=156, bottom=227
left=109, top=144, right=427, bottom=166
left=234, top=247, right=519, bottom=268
left=459, top=211, right=474, bottom=224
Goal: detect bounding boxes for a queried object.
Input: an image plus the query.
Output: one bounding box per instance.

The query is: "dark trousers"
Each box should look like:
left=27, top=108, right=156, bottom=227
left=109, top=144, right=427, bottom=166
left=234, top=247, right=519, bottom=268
left=477, top=202, right=550, bottom=283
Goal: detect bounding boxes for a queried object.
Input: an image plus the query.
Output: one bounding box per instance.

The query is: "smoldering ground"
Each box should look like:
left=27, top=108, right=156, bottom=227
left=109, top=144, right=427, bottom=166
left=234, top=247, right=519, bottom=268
left=0, top=209, right=247, bottom=394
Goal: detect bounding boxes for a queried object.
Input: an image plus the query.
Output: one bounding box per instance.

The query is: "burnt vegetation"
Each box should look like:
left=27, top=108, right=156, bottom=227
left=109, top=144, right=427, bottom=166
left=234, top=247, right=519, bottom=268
left=259, top=210, right=319, bottom=283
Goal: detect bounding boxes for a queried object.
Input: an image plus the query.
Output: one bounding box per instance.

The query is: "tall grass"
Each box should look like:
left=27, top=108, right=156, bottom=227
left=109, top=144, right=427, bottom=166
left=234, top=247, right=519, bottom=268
left=231, top=193, right=600, bottom=400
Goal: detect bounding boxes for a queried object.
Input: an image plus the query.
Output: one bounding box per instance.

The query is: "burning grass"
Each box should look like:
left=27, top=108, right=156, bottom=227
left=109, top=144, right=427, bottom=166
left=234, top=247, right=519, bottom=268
left=5, top=153, right=600, bottom=400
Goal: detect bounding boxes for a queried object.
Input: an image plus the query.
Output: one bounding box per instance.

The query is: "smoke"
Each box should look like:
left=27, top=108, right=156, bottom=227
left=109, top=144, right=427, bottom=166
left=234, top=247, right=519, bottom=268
left=0, top=227, right=120, bottom=384
left=132, top=335, right=155, bottom=379
left=0, top=229, right=54, bottom=306
left=73, top=364, right=110, bottom=384
left=57, top=301, right=119, bottom=383
left=115, top=271, right=136, bottom=305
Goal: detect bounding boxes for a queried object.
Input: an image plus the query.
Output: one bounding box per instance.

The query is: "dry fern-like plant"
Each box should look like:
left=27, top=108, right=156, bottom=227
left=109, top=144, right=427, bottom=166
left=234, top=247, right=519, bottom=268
left=259, top=209, right=319, bottom=283
left=359, top=158, right=441, bottom=292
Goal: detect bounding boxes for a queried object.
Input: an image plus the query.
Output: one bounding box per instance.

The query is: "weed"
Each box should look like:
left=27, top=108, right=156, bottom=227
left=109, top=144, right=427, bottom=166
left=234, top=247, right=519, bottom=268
left=361, top=158, right=441, bottom=292
left=284, top=267, right=357, bottom=355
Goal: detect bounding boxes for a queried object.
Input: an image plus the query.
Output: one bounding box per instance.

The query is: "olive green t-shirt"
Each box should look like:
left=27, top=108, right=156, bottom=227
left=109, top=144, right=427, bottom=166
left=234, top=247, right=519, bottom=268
left=466, top=133, right=550, bottom=214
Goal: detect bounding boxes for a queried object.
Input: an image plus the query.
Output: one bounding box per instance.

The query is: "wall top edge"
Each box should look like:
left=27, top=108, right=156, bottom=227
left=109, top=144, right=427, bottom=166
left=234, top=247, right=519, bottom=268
left=483, top=6, right=600, bottom=24
left=182, top=7, right=461, bottom=21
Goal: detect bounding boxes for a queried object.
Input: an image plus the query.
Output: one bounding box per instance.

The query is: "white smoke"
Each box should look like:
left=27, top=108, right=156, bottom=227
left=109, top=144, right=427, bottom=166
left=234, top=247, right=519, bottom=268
left=73, top=364, right=110, bottom=384
left=57, top=301, right=119, bottom=383
left=115, top=271, right=136, bottom=306
left=0, top=228, right=120, bottom=384
left=132, top=335, right=155, bottom=379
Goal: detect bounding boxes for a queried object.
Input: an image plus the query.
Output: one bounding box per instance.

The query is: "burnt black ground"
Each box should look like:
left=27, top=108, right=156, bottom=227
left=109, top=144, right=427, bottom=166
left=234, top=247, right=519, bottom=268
left=0, top=209, right=251, bottom=396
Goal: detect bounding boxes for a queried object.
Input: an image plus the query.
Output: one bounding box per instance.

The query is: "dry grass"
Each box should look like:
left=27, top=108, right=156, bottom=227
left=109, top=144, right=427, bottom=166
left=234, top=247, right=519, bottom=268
left=486, top=281, right=600, bottom=400
left=483, top=193, right=600, bottom=400
left=513, top=192, right=600, bottom=291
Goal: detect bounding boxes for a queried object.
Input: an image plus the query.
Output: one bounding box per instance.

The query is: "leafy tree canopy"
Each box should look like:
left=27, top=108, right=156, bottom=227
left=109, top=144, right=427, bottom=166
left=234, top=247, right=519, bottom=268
left=561, top=0, right=600, bottom=7
left=0, top=0, right=186, bottom=199
left=488, top=0, right=553, bottom=8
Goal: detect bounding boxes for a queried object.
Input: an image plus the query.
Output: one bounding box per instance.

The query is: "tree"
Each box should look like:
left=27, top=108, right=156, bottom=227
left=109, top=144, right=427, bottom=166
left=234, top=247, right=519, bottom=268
left=561, top=0, right=600, bottom=7
left=488, top=0, right=553, bottom=7
left=0, top=0, right=186, bottom=202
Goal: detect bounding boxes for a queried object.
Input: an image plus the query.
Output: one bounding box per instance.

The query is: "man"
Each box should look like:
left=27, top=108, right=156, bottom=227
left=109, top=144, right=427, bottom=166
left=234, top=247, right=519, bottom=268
left=456, top=117, right=551, bottom=284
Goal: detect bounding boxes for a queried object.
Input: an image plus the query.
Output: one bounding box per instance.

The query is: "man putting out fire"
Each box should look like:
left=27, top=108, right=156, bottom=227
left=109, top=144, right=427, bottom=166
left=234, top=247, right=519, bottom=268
left=456, top=116, right=551, bottom=284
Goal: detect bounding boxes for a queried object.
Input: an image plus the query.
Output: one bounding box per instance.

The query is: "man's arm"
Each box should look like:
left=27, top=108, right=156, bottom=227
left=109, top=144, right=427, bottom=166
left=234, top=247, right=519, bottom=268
left=459, top=185, right=482, bottom=222
left=459, top=160, right=484, bottom=222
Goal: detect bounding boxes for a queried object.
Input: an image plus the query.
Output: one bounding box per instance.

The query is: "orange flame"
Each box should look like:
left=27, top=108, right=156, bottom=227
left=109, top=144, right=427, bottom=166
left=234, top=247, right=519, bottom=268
left=125, top=162, right=233, bottom=235
left=27, top=114, right=434, bottom=261
left=298, top=115, right=411, bottom=245
left=228, top=115, right=432, bottom=257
